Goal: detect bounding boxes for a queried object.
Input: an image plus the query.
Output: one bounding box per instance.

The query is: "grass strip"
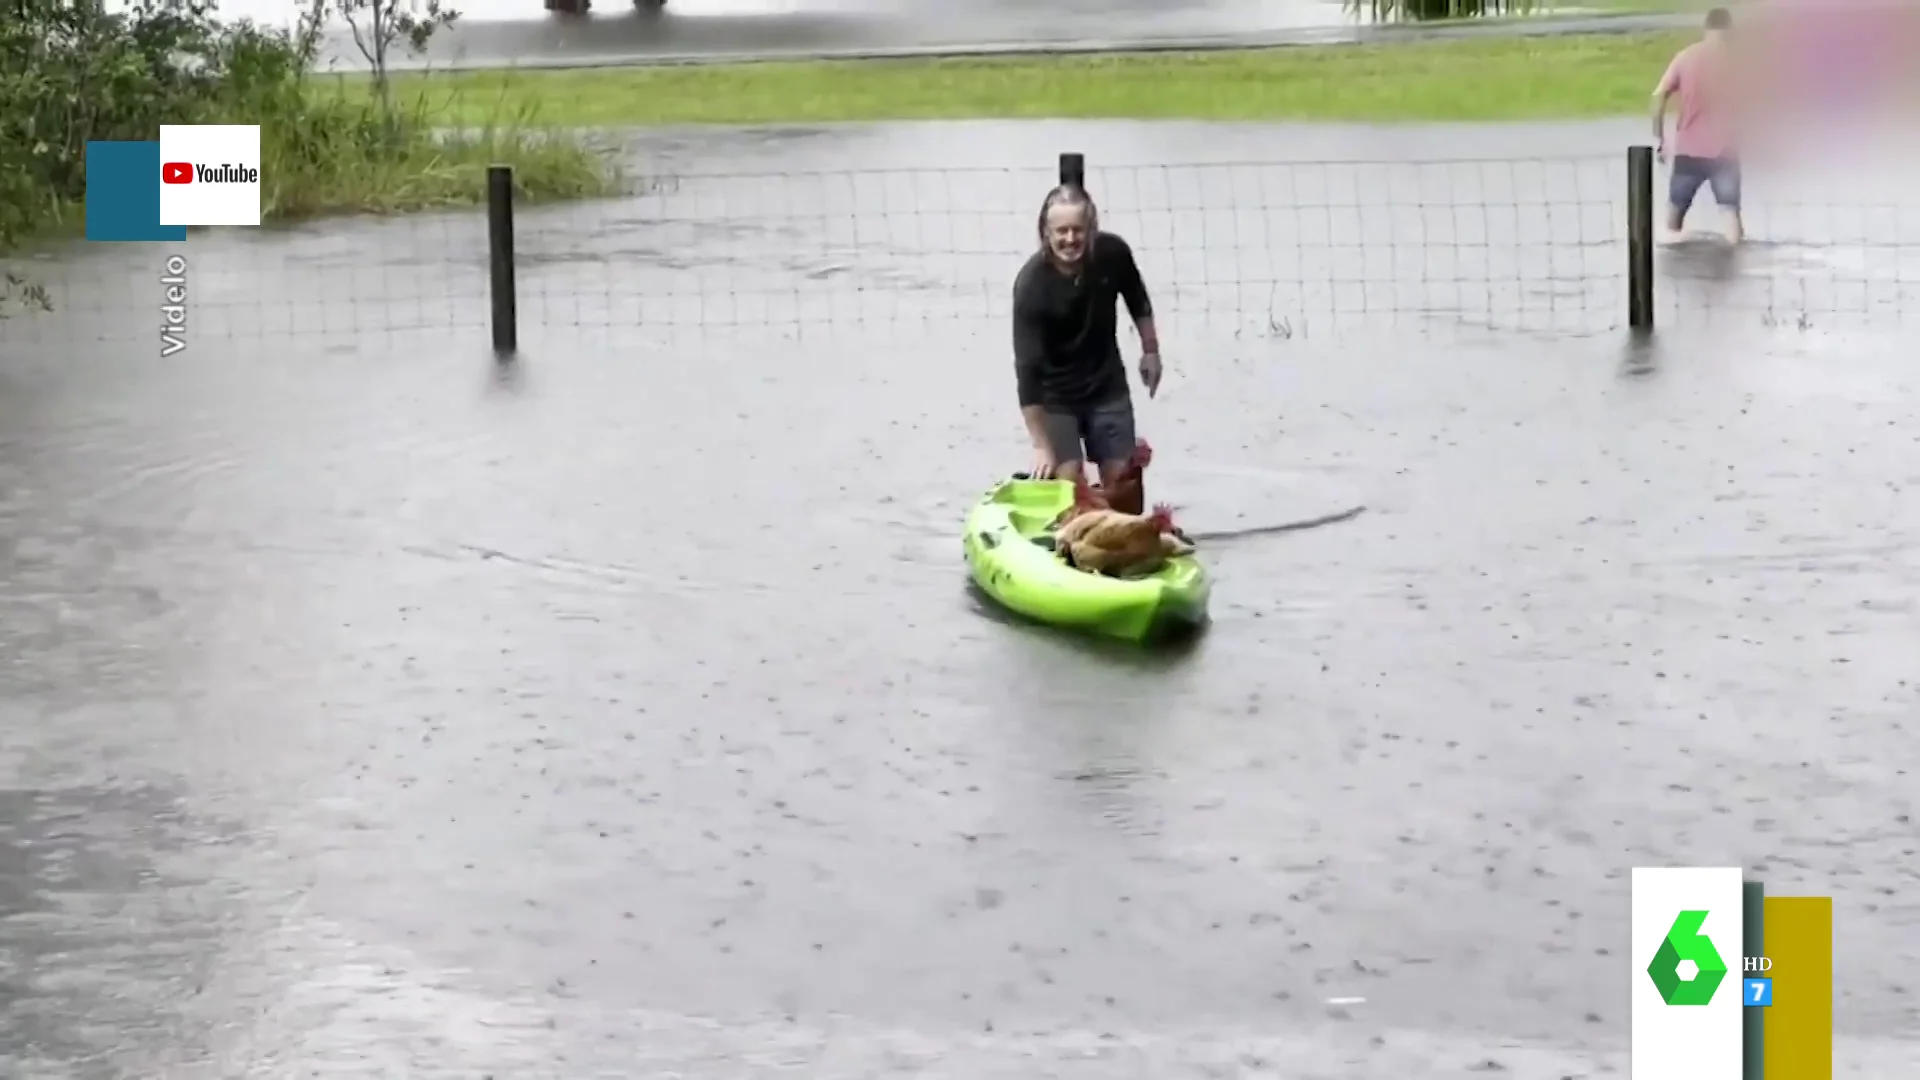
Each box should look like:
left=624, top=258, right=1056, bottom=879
left=357, top=32, right=1690, bottom=127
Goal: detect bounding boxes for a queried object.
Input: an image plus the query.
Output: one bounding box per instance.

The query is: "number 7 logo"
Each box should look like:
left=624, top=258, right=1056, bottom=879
left=1744, top=977, right=1774, bottom=1007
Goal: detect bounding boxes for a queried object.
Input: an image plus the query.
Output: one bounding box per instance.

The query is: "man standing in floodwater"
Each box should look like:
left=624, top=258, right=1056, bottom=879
left=1654, top=7, right=1743, bottom=243
left=1011, top=184, right=1162, bottom=515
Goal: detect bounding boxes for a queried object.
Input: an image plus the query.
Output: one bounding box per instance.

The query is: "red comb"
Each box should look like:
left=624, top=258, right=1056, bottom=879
left=1148, top=503, right=1179, bottom=531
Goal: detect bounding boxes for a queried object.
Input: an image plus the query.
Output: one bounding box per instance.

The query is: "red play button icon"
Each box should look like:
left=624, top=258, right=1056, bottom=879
left=162, top=162, right=193, bottom=184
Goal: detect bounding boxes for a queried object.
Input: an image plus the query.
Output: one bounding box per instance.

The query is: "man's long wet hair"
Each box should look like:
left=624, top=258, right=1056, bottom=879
left=1037, top=183, right=1099, bottom=252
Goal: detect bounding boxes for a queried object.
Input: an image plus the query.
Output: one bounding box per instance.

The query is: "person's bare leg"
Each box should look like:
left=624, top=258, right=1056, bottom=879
left=1042, top=459, right=1090, bottom=553
left=1663, top=203, right=1688, bottom=243
left=1713, top=160, right=1743, bottom=244
left=1036, top=408, right=1088, bottom=490
left=1096, top=457, right=1142, bottom=516
left=1664, top=156, right=1704, bottom=243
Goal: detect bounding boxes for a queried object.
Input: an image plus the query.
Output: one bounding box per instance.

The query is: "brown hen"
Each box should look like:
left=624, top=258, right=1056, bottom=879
left=1053, top=475, right=1195, bottom=578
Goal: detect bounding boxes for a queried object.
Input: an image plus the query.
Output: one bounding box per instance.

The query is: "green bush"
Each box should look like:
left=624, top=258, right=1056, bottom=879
left=0, top=0, right=619, bottom=315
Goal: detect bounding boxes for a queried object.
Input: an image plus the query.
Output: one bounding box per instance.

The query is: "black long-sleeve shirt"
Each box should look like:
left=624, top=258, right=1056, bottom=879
left=1011, top=231, right=1153, bottom=410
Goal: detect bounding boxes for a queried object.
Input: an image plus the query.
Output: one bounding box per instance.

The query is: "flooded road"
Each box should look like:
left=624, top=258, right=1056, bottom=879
left=4, top=120, right=1920, bottom=1076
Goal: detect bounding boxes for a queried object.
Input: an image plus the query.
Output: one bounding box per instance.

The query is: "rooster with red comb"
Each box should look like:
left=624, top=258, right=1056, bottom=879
left=1051, top=465, right=1195, bottom=578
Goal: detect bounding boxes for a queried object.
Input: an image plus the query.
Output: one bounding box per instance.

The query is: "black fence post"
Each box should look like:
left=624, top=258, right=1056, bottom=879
left=1059, top=152, right=1085, bottom=189
left=1627, top=145, right=1655, bottom=332
left=487, top=164, right=518, bottom=357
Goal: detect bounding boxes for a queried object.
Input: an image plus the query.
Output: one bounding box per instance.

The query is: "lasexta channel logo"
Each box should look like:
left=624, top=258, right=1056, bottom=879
left=1647, top=909, right=1729, bottom=1006
left=162, top=162, right=193, bottom=184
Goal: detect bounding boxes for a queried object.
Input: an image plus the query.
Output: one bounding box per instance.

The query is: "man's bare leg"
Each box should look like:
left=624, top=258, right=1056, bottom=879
left=1724, top=207, right=1744, bottom=244
left=1663, top=203, right=1689, bottom=243
left=1096, top=457, right=1143, bottom=516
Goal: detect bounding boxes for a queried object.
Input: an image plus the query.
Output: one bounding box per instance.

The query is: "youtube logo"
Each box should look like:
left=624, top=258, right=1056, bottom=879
left=155, top=125, right=262, bottom=229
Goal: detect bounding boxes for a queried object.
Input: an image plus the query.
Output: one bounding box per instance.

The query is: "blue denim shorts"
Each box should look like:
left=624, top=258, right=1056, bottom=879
left=1040, top=395, right=1136, bottom=466
left=1670, top=155, right=1741, bottom=212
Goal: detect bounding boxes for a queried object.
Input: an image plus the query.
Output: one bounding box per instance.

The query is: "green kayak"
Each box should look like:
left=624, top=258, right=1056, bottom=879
left=963, top=478, right=1211, bottom=642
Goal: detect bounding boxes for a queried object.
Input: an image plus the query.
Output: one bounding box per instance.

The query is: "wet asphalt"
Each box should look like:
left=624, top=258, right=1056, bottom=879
left=4, top=119, right=1920, bottom=1077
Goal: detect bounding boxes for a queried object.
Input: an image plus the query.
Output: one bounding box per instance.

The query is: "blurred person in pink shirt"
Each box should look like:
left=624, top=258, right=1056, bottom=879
left=1653, top=7, right=1742, bottom=243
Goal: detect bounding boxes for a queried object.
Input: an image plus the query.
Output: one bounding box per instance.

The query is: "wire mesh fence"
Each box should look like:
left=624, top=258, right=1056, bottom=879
left=4, top=148, right=1917, bottom=352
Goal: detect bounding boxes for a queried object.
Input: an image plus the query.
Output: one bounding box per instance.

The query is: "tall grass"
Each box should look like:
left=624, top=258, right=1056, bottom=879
left=259, top=79, right=620, bottom=219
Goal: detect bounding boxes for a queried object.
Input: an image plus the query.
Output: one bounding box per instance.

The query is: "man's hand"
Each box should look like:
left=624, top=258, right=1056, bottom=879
left=1028, top=445, right=1059, bottom=480
left=1139, top=352, right=1163, bottom=398
left=1656, top=141, right=1667, bottom=163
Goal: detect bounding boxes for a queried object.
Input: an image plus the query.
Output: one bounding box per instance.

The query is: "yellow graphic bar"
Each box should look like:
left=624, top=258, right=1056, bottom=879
left=1761, top=896, right=1832, bottom=1079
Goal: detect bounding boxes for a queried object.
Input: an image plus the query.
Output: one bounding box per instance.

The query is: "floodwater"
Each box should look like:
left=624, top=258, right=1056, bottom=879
left=4, top=119, right=1920, bottom=1077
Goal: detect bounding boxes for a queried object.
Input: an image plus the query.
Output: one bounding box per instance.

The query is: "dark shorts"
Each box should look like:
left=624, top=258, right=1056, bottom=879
left=1670, top=155, right=1741, bottom=213
left=1041, top=395, right=1136, bottom=467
